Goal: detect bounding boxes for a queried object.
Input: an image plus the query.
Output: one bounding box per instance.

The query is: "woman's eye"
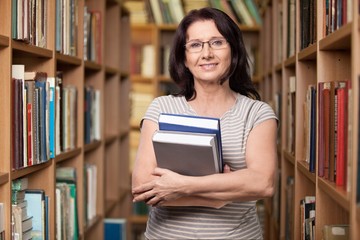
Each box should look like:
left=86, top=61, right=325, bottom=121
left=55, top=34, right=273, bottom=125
left=190, top=42, right=202, bottom=48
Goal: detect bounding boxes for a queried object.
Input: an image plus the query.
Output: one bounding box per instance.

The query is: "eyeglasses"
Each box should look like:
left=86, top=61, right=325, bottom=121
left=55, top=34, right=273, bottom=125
left=184, top=38, right=228, bottom=53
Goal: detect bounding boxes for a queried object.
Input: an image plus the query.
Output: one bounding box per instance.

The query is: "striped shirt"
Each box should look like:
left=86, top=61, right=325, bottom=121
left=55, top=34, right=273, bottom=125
left=142, top=93, right=277, bottom=239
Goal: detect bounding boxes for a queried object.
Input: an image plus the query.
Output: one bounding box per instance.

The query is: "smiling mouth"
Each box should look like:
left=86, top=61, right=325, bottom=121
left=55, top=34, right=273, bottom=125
left=200, top=63, right=218, bottom=69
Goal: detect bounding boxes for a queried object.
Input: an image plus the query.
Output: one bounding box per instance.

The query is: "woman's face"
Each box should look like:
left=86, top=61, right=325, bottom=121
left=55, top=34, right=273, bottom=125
left=184, top=20, right=231, bottom=84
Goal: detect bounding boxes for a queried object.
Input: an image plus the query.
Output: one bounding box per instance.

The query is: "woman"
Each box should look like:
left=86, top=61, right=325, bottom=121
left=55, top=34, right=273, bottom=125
left=132, top=7, right=278, bottom=239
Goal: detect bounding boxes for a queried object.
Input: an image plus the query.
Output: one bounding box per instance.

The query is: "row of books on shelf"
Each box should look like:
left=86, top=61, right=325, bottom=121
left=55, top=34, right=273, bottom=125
left=125, top=0, right=261, bottom=26
left=12, top=0, right=47, bottom=48
left=284, top=77, right=352, bottom=190
left=12, top=0, right=102, bottom=63
left=11, top=64, right=101, bottom=170
left=56, top=0, right=79, bottom=56
left=289, top=0, right=353, bottom=54
left=284, top=177, right=349, bottom=240
left=10, top=164, right=98, bottom=239
left=11, top=177, right=50, bottom=240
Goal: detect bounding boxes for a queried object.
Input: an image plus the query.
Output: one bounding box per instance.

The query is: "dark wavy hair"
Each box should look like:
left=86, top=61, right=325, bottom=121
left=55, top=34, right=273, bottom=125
left=169, top=7, right=260, bottom=101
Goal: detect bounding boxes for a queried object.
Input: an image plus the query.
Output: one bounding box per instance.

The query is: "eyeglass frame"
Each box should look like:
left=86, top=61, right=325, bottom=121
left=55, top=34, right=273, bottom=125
left=184, top=38, right=229, bottom=53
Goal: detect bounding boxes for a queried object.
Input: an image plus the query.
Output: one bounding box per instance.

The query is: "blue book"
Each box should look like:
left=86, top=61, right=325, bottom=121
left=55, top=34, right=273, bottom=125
left=158, top=113, right=223, bottom=173
left=24, top=189, right=45, bottom=240
left=104, top=218, right=126, bottom=240
left=47, top=77, right=55, bottom=158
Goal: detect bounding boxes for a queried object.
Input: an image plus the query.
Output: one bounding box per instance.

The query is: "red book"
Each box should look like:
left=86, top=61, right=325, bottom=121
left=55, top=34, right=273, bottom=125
left=322, top=83, right=331, bottom=180
left=336, top=81, right=348, bottom=186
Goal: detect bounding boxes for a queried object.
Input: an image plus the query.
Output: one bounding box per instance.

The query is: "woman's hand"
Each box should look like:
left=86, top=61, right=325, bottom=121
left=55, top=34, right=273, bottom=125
left=132, top=168, right=187, bottom=207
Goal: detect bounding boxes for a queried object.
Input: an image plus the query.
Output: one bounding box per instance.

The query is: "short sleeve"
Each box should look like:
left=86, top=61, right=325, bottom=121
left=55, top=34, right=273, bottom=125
left=140, top=97, right=161, bottom=128
left=252, top=101, right=279, bottom=128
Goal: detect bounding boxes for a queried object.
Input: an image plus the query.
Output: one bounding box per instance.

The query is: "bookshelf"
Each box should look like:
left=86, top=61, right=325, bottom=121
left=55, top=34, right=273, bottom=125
left=259, top=0, right=360, bottom=240
left=0, top=0, right=130, bottom=239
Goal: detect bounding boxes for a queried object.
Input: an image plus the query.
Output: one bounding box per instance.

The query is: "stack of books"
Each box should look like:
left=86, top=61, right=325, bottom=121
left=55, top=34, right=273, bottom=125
left=152, top=113, right=223, bottom=176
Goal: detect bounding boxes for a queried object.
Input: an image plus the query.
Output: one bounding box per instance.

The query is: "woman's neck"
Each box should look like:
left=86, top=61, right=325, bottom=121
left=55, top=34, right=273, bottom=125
left=188, top=87, right=237, bottom=118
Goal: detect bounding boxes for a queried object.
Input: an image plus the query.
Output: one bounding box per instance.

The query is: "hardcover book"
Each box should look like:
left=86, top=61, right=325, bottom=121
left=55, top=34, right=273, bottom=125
left=152, top=130, right=220, bottom=176
left=104, top=218, right=126, bottom=240
left=25, top=189, right=46, bottom=240
left=158, top=113, right=223, bottom=172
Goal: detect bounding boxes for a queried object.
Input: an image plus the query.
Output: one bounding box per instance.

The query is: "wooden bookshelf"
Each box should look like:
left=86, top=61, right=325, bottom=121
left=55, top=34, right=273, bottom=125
left=259, top=0, right=360, bottom=239
left=0, top=0, right=130, bottom=239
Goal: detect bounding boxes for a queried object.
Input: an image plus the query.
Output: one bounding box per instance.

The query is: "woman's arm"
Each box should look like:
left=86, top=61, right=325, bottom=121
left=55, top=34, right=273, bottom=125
left=132, top=118, right=278, bottom=207
left=132, top=119, right=230, bottom=208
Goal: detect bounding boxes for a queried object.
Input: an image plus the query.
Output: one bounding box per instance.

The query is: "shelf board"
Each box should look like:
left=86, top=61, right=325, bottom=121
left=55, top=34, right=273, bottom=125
left=55, top=147, right=82, bottom=163
left=274, top=63, right=282, bottom=72
left=283, top=150, right=295, bottom=166
left=131, top=23, right=156, bottom=31
left=252, top=75, right=261, bottom=83
left=11, top=160, right=52, bottom=180
left=130, top=75, right=153, bottom=83
left=85, top=215, right=102, bottom=234
left=158, top=24, right=177, bottom=31
left=12, top=40, right=53, bottom=58
left=105, top=66, right=119, bottom=75
left=129, top=215, right=148, bottom=225
left=239, top=25, right=260, bottom=32
left=56, top=52, right=82, bottom=66
left=120, top=71, right=129, bottom=79
left=298, top=43, right=317, bottom=61
left=319, top=22, right=352, bottom=50
left=84, top=60, right=102, bottom=71
left=120, top=127, right=130, bottom=138
left=0, top=172, right=9, bottom=186
left=105, top=199, right=117, bottom=216
left=84, top=140, right=102, bottom=153
left=297, top=160, right=316, bottom=184
left=105, top=133, right=118, bottom=145
left=0, top=35, right=9, bottom=47
left=284, top=55, right=296, bottom=68
left=318, top=177, right=350, bottom=211
left=158, top=75, right=172, bottom=82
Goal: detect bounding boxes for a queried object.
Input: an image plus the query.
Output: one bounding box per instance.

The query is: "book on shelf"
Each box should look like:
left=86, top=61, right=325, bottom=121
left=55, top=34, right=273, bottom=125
left=56, top=166, right=79, bottom=239
left=12, top=64, right=26, bottom=170
left=336, top=81, right=349, bottom=187
left=322, top=224, right=349, bottom=240
left=85, top=163, right=97, bottom=222
left=55, top=0, right=78, bottom=56
left=12, top=204, right=33, bottom=240
left=300, top=196, right=315, bottom=240
left=303, top=85, right=316, bottom=173
left=24, top=189, right=48, bottom=240
left=318, top=80, right=350, bottom=187
left=12, top=177, right=29, bottom=192
left=158, top=113, right=223, bottom=172
left=287, top=76, right=296, bottom=155
left=104, top=218, right=127, bottom=240
left=11, top=0, right=47, bottom=47
left=285, top=176, right=294, bottom=240
left=152, top=130, right=220, bottom=176
left=56, top=182, right=79, bottom=240
left=0, top=203, right=4, bottom=239
left=11, top=177, right=32, bottom=240
left=84, top=86, right=100, bottom=144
